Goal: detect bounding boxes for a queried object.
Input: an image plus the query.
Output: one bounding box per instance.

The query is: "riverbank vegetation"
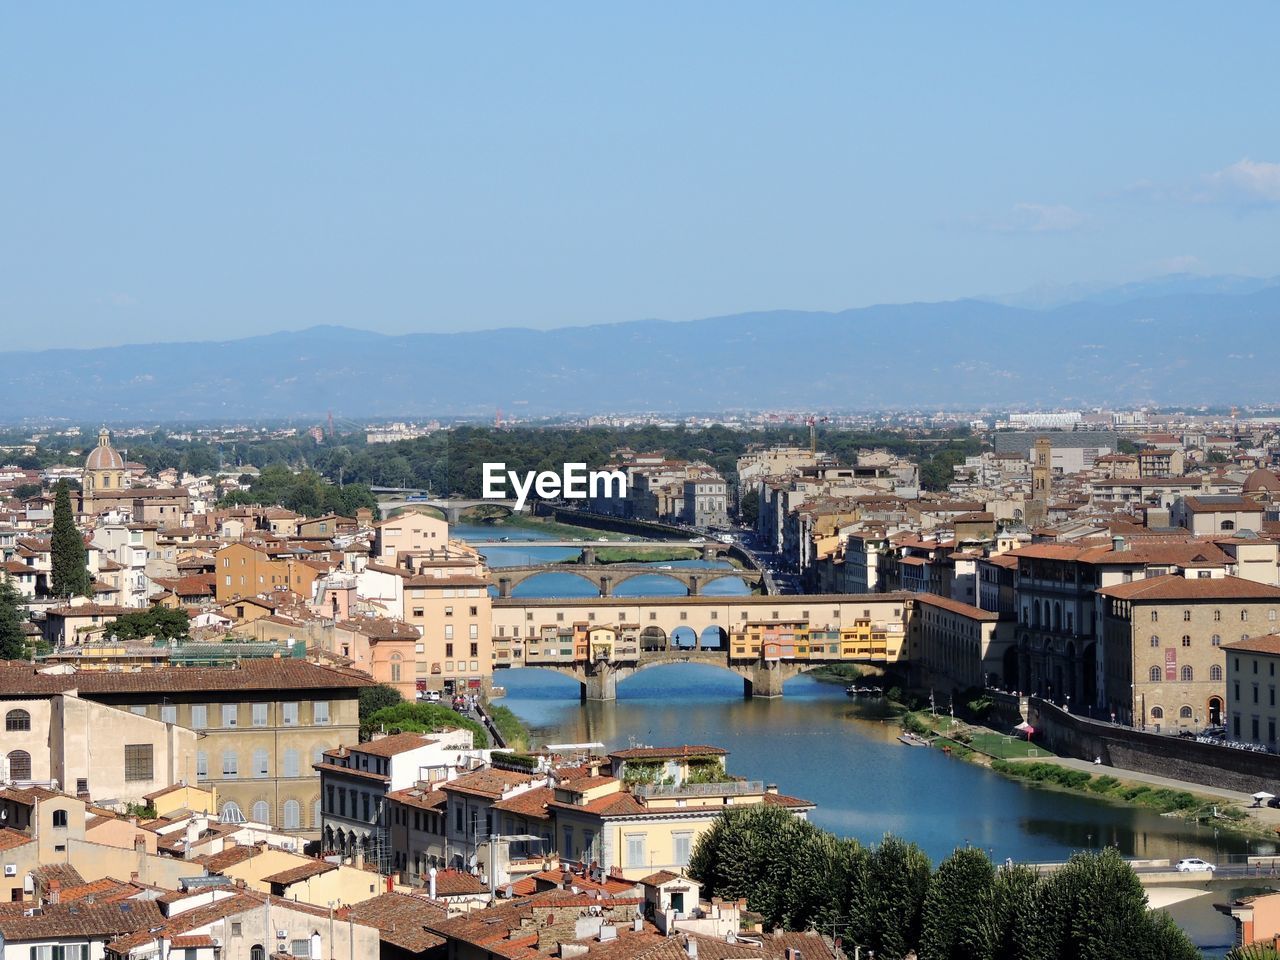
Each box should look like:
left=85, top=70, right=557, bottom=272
left=485, top=703, right=530, bottom=751
left=688, top=804, right=1198, bottom=960
left=489, top=513, right=629, bottom=539
left=807, top=663, right=865, bottom=684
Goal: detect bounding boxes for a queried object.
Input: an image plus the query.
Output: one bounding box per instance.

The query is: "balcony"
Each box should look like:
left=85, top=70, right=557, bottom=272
left=632, top=779, right=764, bottom=799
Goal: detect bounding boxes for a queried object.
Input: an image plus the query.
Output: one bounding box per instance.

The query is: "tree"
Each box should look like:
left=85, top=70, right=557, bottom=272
left=1227, top=944, right=1280, bottom=960
left=106, top=606, right=190, bottom=641
left=739, top=488, right=760, bottom=525
left=364, top=701, right=487, bottom=747
left=13, top=482, right=42, bottom=501
left=0, top=577, right=28, bottom=660
left=50, top=481, right=91, bottom=598
left=919, top=847, right=997, bottom=960
left=359, top=683, right=404, bottom=730
left=852, top=834, right=932, bottom=960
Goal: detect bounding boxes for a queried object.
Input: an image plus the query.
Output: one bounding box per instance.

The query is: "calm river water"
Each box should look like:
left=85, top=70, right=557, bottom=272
left=460, top=525, right=1275, bottom=954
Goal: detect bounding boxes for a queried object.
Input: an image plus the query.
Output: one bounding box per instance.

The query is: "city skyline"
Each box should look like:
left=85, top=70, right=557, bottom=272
left=3, top=2, right=1280, bottom=350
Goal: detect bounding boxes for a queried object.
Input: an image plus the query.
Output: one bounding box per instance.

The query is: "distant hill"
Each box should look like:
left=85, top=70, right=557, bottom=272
left=6, top=281, right=1280, bottom=419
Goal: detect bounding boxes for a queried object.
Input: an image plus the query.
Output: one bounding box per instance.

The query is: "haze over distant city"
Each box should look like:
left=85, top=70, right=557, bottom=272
left=3, top=2, right=1280, bottom=351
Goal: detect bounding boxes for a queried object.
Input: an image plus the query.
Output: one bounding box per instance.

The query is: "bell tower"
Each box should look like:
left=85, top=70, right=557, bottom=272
left=1026, top=436, right=1051, bottom=528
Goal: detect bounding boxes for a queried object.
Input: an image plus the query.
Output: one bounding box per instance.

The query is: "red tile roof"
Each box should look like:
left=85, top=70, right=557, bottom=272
left=1097, top=574, right=1280, bottom=602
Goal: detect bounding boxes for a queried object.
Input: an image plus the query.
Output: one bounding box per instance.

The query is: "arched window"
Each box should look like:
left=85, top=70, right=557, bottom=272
left=6, top=750, right=31, bottom=781
left=1150, top=706, right=1164, bottom=719
left=220, top=801, right=244, bottom=823
left=1212, top=634, right=1221, bottom=646
left=1151, top=610, right=1159, bottom=623
left=1179, top=706, right=1193, bottom=719
left=252, top=801, right=270, bottom=824
left=390, top=653, right=402, bottom=683
left=52, top=809, right=68, bottom=828
left=1180, top=665, right=1193, bottom=682
left=1210, top=664, right=1223, bottom=681
left=1149, top=666, right=1161, bottom=682
left=1242, top=610, right=1250, bottom=622
left=251, top=946, right=266, bottom=960
left=284, top=799, right=301, bottom=830
left=1150, top=635, right=1160, bottom=647
left=1182, top=635, right=1191, bottom=647
left=1222, top=519, right=1236, bottom=531
left=5, top=709, right=30, bottom=732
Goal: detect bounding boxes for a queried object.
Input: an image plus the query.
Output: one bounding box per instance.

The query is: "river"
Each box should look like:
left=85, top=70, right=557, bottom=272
left=458, top=523, right=1274, bottom=954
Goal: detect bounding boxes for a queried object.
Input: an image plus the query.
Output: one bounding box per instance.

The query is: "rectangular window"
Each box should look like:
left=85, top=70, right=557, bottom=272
left=673, top=832, right=693, bottom=867
left=314, top=701, right=330, bottom=725
left=283, top=702, right=299, bottom=725
left=252, top=702, right=268, bottom=727
left=161, top=704, right=177, bottom=724
left=469, top=624, right=479, bottom=639
left=444, top=625, right=454, bottom=639
left=563, top=825, right=574, bottom=859
left=291, top=941, right=310, bottom=959
left=470, top=642, right=478, bottom=657
left=124, top=744, right=154, bottom=782
left=221, top=704, right=238, bottom=727
left=625, top=833, right=646, bottom=868
left=223, top=752, right=238, bottom=778
left=196, top=751, right=208, bottom=778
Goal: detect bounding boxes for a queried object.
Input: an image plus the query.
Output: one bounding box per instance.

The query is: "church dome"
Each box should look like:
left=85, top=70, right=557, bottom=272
left=85, top=429, right=124, bottom=471
left=1243, top=468, right=1280, bottom=494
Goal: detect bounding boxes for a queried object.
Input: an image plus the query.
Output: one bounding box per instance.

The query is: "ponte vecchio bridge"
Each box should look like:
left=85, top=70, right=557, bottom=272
left=490, top=593, right=916, bottom=700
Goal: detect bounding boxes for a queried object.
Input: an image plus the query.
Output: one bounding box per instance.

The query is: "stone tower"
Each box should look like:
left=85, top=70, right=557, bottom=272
left=1026, top=436, right=1051, bottom=528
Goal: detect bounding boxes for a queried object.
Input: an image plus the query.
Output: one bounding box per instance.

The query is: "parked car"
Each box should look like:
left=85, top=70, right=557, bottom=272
left=1174, top=858, right=1215, bottom=873
left=418, top=689, right=441, bottom=703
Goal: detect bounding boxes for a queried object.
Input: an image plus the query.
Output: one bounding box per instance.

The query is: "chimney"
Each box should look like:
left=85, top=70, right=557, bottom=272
left=134, top=834, right=147, bottom=854
left=686, top=938, right=698, bottom=960
left=428, top=867, right=437, bottom=900
left=45, top=880, right=61, bottom=905
left=765, top=784, right=778, bottom=795
left=1111, top=535, right=1126, bottom=553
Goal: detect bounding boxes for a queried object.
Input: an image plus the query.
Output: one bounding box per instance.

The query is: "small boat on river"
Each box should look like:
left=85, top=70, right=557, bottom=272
left=898, top=731, right=932, bottom=747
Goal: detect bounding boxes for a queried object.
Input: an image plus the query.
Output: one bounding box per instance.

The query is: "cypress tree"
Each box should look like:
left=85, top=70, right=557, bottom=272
left=50, top=480, right=91, bottom=598
left=0, top=576, right=27, bottom=660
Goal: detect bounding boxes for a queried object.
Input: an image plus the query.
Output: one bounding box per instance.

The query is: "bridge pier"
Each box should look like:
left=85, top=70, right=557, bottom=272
left=701, top=544, right=716, bottom=561
left=446, top=505, right=463, bottom=524
left=497, top=577, right=512, bottom=599
left=744, top=661, right=787, bottom=699
left=582, top=665, right=619, bottom=702
left=599, top=575, right=613, bottom=598
left=688, top=575, right=701, bottom=597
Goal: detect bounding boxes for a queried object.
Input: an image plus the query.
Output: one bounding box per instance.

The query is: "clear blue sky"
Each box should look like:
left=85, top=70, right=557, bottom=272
left=3, top=3, right=1279, bottom=349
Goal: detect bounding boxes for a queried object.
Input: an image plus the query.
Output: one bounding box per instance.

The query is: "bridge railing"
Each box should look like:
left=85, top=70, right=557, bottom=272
left=632, top=779, right=765, bottom=799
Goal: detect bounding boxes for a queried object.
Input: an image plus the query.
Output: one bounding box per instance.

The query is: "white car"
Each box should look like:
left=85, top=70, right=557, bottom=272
left=418, top=690, right=441, bottom=703
left=1174, top=858, right=1215, bottom=873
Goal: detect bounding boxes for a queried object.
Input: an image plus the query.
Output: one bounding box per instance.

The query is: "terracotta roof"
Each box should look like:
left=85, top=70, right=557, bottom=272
left=197, top=843, right=263, bottom=872
left=1222, top=634, right=1280, bottom=656
left=357, top=732, right=442, bottom=758
left=1097, top=574, right=1280, bottom=602
left=0, top=827, right=32, bottom=852
left=760, top=792, right=816, bottom=810
left=913, top=593, right=1000, bottom=621
left=441, top=769, right=536, bottom=800
left=105, top=894, right=262, bottom=953
left=491, top=786, right=556, bottom=820
left=609, top=746, right=728, bottom=761
left=0, top=900, right=164, bottom=942
left=343, top=892, right=447, bottom=952
left=386, top=787, right=447, bottom=812
left=263, top=860, right=337, bottom=885
left=0, top=658, right=371, bottom=697
left=638, top=870, right=682, bottom=887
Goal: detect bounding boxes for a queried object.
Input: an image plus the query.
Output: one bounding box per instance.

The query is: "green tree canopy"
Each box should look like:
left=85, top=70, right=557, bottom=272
left=106, top=606, right=190, bottom=641
left=50, top=480, right=91, bottom=598
left=0, top=577, right=29, bottom=660
left=363, top=701, right=486, bottom=747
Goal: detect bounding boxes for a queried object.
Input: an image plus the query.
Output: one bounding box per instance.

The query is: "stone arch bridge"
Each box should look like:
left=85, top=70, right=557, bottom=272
left=495, top=562, right=764, bottom=598
left=505, top=648, right=820, bottom=701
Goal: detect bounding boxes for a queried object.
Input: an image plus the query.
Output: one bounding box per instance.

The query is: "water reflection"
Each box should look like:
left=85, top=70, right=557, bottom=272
left=497, top=664, right=1262, bottom=867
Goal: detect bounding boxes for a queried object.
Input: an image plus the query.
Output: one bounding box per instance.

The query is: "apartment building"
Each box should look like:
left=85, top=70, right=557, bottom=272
left=1096, top=573, right=1280, bottom=730
left=214, top=542, right=322, bottom=604
left=1223, top=634, right=1280, bottom=749
left=1, top=660, right=368, bottom=837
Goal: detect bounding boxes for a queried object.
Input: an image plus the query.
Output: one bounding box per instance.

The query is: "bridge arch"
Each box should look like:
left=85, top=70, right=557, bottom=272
left=670, top=626, right=698, bottom=649
left=506, top=569, right=607, bottom=598
left=699, top=625, right=728, bottom=650
left=640, top=626, right=667, bottom=652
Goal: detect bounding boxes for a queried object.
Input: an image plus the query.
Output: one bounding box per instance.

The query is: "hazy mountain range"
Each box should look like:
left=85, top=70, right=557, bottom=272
left=7, top=273, right=1280, bottom=421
